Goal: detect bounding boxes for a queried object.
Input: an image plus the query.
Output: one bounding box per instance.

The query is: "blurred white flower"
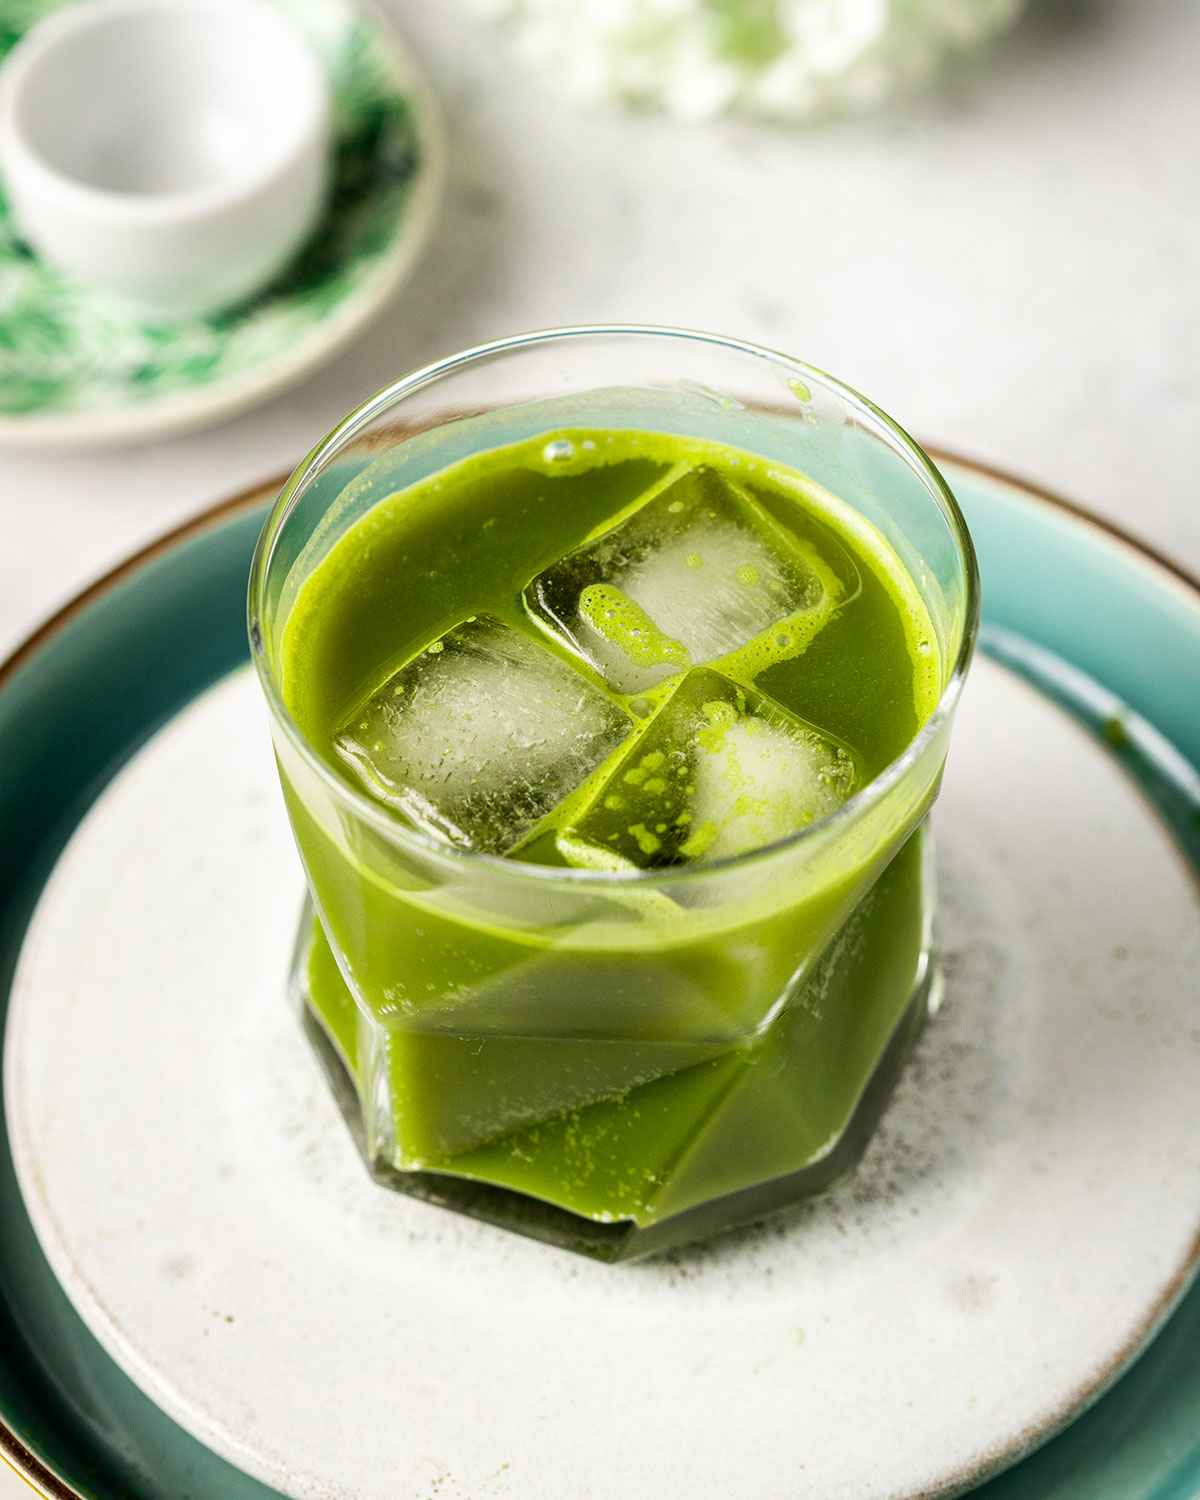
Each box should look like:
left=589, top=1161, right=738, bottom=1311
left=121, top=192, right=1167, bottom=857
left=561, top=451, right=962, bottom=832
left=463, top=0, right=1027, bottom=122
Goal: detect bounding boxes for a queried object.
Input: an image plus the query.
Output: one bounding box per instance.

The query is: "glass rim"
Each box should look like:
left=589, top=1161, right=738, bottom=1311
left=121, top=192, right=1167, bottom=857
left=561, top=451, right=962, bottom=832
left=248, top=322, right=981, bottom=888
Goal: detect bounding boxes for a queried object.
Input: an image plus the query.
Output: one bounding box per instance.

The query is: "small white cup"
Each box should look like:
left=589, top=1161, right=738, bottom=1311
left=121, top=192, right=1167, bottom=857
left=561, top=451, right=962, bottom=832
left=0, top=0, right=331, bottom=319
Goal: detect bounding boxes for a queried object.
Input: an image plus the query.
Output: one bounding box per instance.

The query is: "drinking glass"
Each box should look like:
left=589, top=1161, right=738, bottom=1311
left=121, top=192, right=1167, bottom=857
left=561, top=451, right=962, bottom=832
left=248, top=326, right=979, bottom=1261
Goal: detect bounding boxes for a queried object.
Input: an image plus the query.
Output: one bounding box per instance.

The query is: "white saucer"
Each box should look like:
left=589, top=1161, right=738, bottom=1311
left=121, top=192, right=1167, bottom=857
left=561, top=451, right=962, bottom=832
left=5, top=657, right=1200, bottom=1500
left=0, top=0, right=444, bottom=447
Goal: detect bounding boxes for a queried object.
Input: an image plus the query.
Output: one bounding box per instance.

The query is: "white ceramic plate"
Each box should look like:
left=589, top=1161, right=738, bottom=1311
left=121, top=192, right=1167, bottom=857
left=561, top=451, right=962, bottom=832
left=6, top=657, right=1200, bottom=1500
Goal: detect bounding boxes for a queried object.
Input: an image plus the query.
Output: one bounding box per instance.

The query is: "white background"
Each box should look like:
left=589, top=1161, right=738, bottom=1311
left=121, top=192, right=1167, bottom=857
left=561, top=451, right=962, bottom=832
left=1, top=0, right=1198, bottom=1494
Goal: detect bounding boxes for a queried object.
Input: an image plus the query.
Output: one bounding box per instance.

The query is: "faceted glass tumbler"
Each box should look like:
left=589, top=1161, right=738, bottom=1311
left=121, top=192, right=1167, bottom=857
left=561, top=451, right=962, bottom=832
left=248, top=326, right=979, bottom=1262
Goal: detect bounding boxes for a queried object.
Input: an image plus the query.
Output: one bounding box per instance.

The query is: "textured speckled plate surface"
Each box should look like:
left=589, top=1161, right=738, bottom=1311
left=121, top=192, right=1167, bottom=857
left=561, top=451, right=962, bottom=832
left=0, top=0, right=443, bottom=448
left=1, top=456, right=1199, bottom=1500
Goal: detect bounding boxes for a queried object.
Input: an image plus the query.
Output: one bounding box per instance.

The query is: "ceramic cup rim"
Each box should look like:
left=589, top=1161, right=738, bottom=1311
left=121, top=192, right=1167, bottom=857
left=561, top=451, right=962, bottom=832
left=0, top=0, right=330, bottom=227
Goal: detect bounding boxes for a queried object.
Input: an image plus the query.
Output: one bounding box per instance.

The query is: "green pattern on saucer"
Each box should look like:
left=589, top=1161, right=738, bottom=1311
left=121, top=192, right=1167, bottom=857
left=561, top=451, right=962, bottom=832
left=0, top=0, right=431, bottom=432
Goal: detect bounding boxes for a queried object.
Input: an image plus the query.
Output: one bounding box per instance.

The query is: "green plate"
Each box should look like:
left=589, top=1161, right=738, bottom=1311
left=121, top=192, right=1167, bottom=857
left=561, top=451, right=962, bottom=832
left=1, top=455, right=1198, bottom=1499
left=0, top=0, right=443, bottom=447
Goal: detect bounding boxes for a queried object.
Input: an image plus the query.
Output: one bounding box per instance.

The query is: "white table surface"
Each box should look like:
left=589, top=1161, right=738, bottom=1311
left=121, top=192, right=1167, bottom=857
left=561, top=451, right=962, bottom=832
left=1, top=0, right=1198, bottom=1494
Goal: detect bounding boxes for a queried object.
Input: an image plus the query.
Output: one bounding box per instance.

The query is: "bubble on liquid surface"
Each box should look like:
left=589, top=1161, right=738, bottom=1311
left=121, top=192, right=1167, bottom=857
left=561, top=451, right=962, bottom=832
left=542, top=439, right=577, bottom=464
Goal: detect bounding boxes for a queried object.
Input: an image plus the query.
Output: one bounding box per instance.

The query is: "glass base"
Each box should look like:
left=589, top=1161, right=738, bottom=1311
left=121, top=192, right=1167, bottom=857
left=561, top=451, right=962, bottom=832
left=288, top=832, right=936, bottom=1262
left=300, top=966, right=934, bottom=1263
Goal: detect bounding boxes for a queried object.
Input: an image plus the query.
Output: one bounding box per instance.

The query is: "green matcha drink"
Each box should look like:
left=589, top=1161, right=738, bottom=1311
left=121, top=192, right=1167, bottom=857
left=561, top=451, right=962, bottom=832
left=250, top=331, right=976, bottom=1258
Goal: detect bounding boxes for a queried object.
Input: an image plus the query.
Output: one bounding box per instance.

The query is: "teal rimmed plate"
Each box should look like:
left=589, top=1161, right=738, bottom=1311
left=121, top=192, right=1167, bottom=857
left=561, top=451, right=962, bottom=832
left=0, top=456, right=1198, bottom=1499
left=0, top=0, right=443, bottom=448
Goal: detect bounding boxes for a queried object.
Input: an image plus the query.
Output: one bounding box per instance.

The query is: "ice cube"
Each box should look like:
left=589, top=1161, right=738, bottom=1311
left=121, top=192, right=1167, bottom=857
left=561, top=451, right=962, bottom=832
left=526, top=464, right=836, bottom=694
left=334, top=615, right=631, bottom=855
left=558, top=668, right=856, bottom=871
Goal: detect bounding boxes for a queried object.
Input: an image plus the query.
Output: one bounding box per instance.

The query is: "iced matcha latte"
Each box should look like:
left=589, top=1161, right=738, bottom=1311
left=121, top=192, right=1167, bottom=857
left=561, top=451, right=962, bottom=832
left=249, top=329, right=977, bottom=1259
